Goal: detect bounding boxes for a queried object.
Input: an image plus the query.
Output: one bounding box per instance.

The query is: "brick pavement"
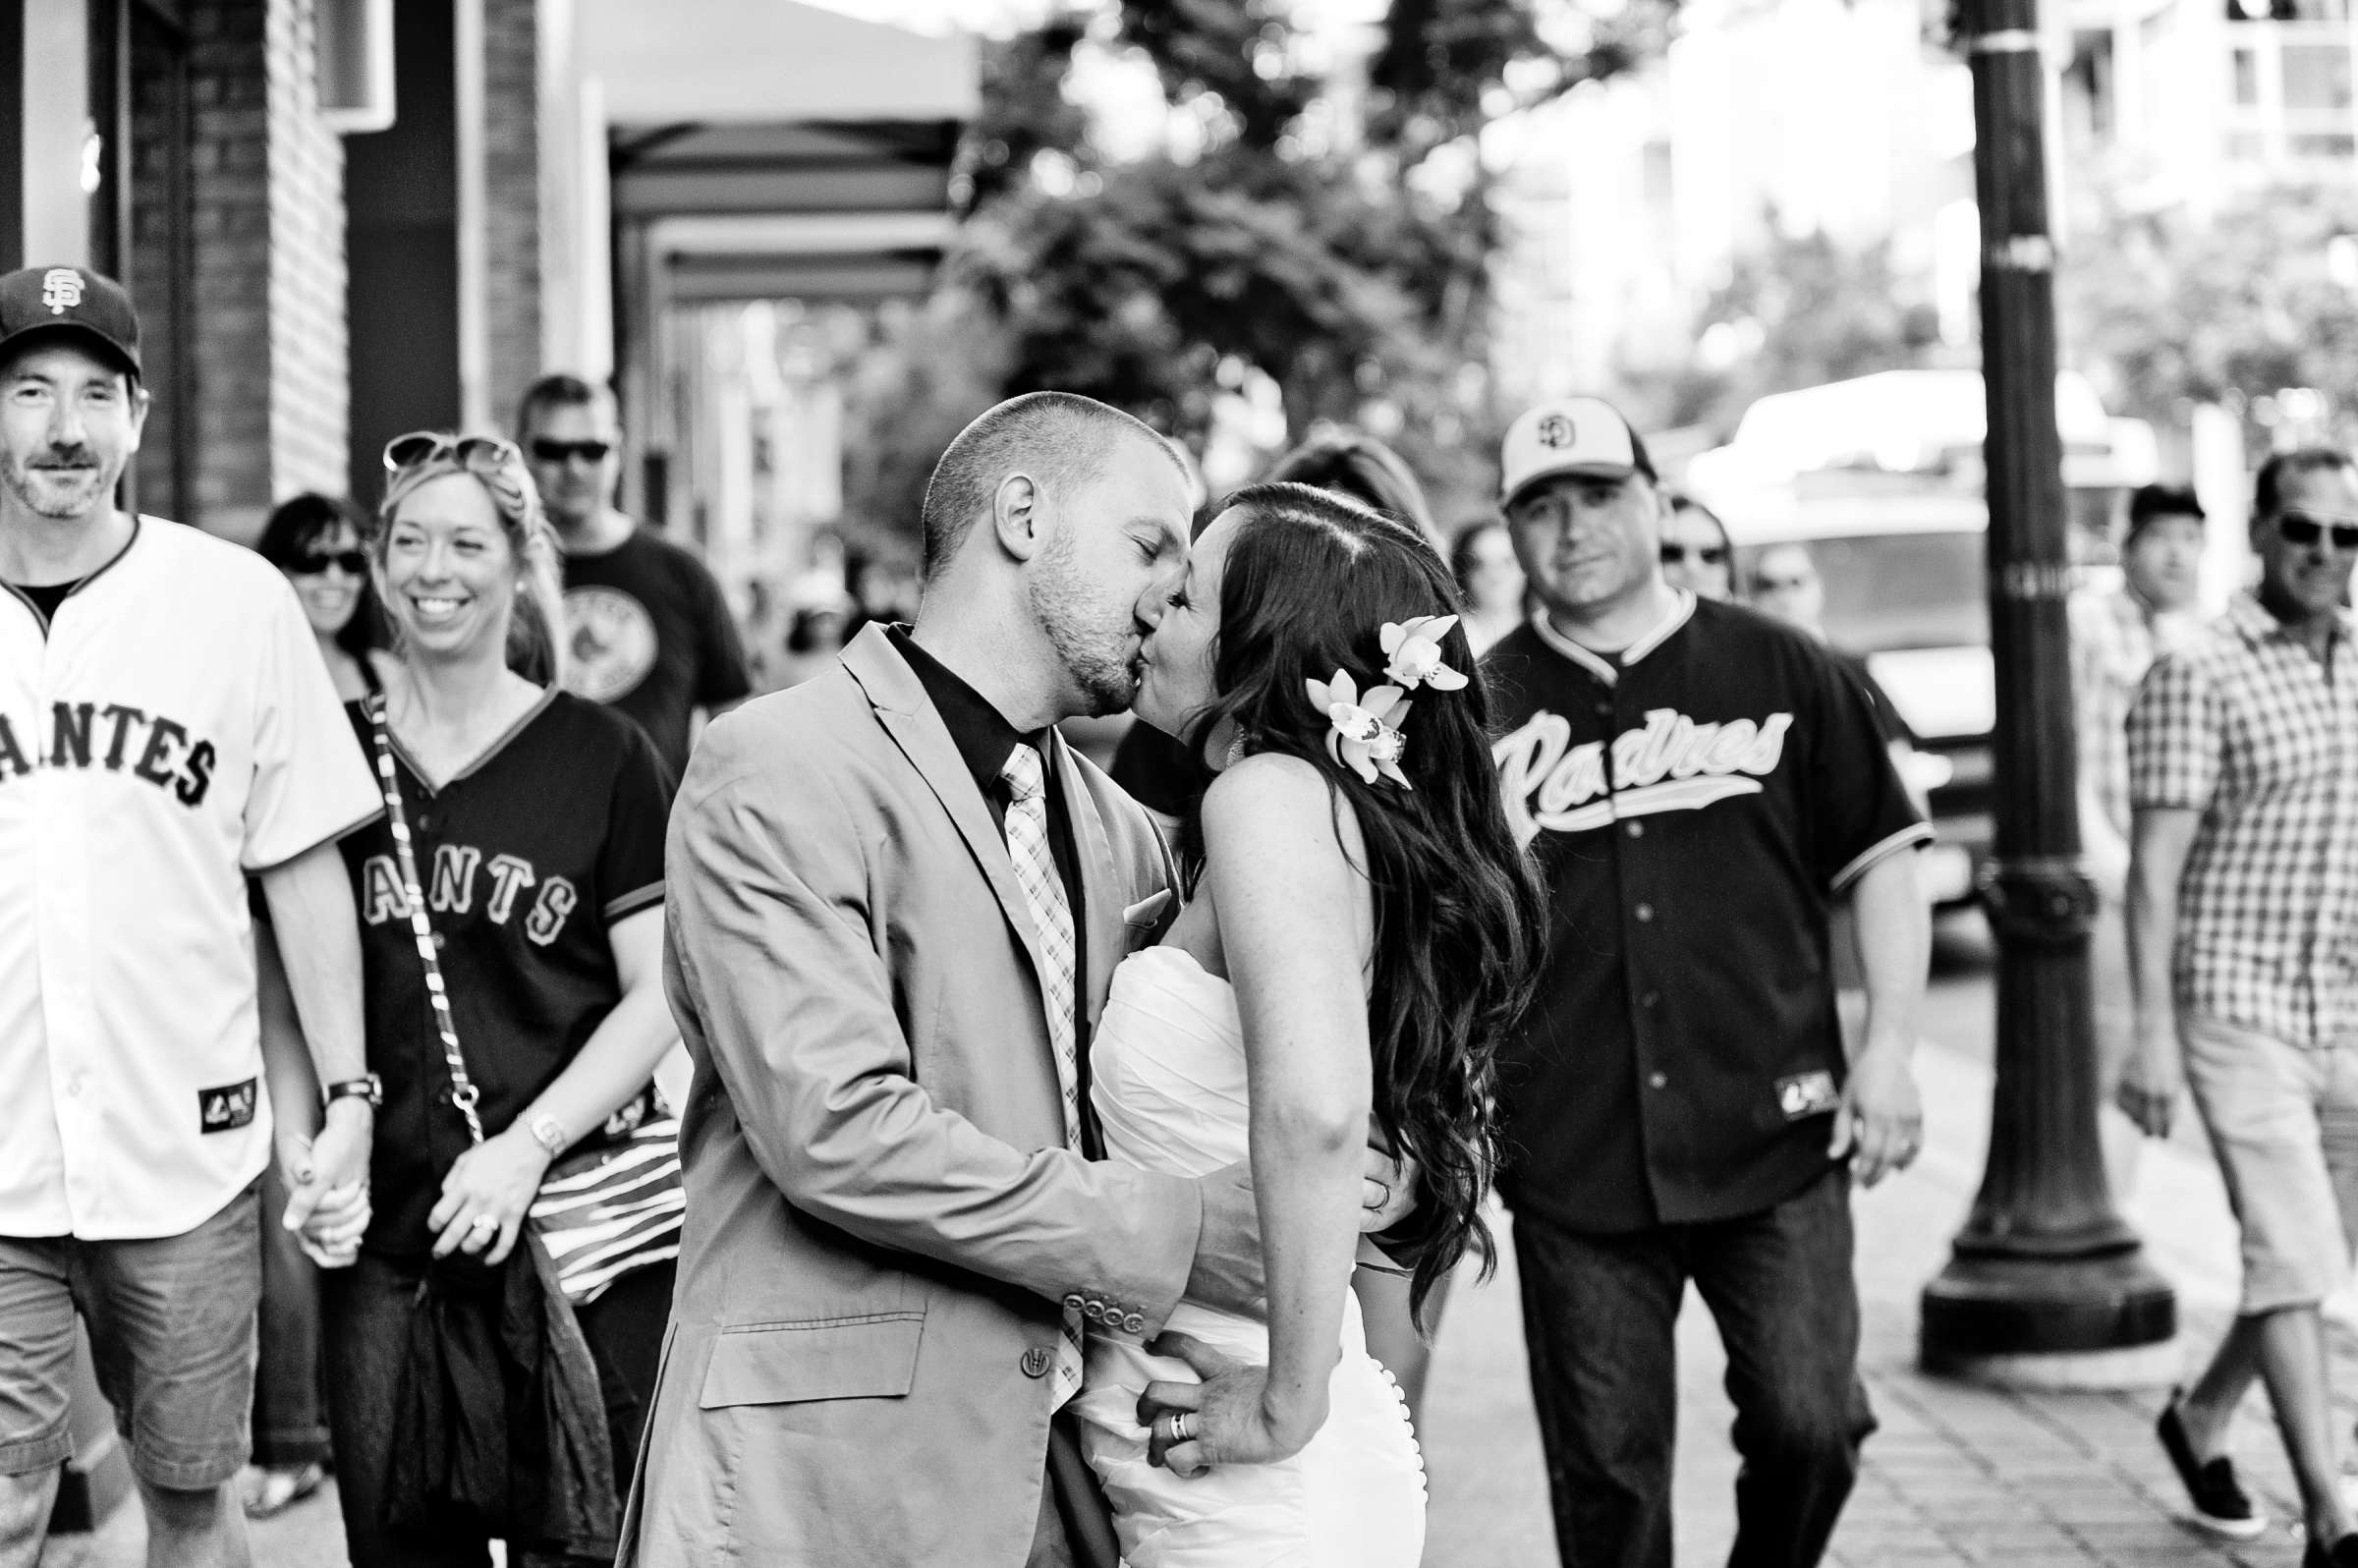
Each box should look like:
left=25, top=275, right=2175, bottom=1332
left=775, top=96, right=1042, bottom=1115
left=1421, top=1035, right=2352, bottom=1567
left=39, top=1035, right=2352, bottom=1567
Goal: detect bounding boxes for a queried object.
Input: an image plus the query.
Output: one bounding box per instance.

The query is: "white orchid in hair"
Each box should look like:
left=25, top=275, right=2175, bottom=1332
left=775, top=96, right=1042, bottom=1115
left=1380, top=615, right=1470, bottom=692
left=1306, top=670, right=1414, bottom=789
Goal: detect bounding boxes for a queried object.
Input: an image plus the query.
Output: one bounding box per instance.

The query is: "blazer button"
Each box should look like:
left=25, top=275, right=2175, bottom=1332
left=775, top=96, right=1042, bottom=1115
left=1020, top=1347, right=1052, bottom=1378
left=1083, top=1300, right=1106, bottom=1321
left=1061, top=1292, right=1086, bottom=1312
left=1122, top=1313, right=1147, bottom=1335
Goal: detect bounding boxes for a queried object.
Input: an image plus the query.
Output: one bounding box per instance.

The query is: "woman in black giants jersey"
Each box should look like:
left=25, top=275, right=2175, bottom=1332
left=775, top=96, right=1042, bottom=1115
left=313, top=433, right=679, bottom=1568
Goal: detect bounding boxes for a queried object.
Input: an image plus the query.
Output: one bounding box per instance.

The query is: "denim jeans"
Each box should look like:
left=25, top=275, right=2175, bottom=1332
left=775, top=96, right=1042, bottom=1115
left=322, top=1252, right=676, bottom=1568
left=1513, top=1169, right=1875, bottom=1568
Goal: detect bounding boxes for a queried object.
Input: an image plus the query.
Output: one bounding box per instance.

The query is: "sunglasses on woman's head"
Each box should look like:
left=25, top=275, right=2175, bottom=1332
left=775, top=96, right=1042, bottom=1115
left=382, top=431, right=524, bottom=476
left=291, top=549, right=368, bottom=576
left=1659, top=543, right=1727, bottom=566
left=2276, top=510, right=2358, bottom=550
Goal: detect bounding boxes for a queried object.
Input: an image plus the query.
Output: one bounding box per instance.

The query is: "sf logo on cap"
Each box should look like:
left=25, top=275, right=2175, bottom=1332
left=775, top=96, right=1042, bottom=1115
left=40, top=269, right=84, bottom=315
left=1536, top=413, right=1576, bottom=449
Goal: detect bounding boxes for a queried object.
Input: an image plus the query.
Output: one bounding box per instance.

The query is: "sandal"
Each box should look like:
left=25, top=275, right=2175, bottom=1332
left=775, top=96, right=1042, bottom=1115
left=240, top=1460, right=326, bottom=1520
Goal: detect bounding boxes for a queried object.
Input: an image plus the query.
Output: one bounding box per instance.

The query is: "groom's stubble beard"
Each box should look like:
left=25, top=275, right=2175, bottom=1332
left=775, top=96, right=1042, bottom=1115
left=1028, top=523, right=1140, bottom=718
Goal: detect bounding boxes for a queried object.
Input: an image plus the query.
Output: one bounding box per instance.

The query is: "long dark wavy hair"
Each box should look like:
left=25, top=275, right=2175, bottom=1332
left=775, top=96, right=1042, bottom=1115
left=1178, top=481, right=1549, bottom=1321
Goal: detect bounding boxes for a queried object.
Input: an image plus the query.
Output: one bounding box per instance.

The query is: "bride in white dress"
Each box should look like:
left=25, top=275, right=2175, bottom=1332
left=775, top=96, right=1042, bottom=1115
left=1069, top=482, right=1548, bottom=1567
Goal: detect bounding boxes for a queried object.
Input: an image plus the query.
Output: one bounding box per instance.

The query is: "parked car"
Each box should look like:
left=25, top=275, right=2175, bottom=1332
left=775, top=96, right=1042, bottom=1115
left=1686, top=369, right=2156, bottom=906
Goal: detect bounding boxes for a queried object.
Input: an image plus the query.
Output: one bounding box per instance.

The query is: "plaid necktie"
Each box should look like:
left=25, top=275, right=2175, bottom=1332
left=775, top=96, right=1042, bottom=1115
left=999, top=742, right=1087, bottom=1403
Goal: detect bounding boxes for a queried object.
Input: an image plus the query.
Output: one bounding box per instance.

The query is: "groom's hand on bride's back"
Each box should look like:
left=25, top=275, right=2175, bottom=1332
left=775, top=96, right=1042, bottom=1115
left=1182, top=1143, right=1422, bottom=1316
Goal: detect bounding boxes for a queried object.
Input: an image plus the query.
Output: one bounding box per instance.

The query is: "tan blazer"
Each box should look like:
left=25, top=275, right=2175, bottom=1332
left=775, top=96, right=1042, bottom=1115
left=619, top=625, right=1203, bottom=1567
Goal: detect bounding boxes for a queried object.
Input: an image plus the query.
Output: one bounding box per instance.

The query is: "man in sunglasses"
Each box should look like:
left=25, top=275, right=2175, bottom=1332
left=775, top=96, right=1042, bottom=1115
left=516, top=373, right=752, bottom=781
left=2124, top=450, right=2358, bottom=1567
left=1482, top=395, right=1931, bottom=1568
left=0, top=266, right=380, bottom=1567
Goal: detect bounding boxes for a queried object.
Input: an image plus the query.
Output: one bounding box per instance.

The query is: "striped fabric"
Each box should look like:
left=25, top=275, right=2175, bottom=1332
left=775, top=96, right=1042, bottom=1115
left=997, top=743, right=1087, bottom=1407
left=529, top=1115, right=685, bottom=1305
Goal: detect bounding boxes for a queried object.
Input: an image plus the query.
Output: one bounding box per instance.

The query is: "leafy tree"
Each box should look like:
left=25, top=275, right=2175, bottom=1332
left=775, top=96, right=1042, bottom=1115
left=838, top=0, right=1673, bottom=542
left=1622, top=225, right=1946, bottom=440
left=2058, top=183, right=2358, bottom=451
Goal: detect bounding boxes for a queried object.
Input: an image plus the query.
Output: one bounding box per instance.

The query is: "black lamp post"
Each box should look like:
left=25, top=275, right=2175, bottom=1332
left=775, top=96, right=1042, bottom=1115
left=1916, top=0, right=2177, bottom=1376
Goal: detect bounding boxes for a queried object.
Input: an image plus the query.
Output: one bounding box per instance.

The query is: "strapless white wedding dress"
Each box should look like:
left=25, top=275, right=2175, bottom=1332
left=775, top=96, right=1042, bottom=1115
left=1072, top=945, right=1427, bottom=1567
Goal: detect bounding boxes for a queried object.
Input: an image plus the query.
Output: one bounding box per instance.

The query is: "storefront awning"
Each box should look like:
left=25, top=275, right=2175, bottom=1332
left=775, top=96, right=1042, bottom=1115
left=584, top=0, right=977, bottom=304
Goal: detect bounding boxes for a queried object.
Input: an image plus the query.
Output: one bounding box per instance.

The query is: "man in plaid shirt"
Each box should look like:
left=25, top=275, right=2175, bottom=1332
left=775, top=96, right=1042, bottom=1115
left=2122, top=449, right=2358, bottom=1568
left=2069, top=482, right=2205, bottom=1202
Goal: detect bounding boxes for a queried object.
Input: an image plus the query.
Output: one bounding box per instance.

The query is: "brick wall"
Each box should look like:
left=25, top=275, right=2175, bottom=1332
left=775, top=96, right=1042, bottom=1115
left=176, top=0, right=347, bottom=541
left=482, top=0, right=542, bottom=434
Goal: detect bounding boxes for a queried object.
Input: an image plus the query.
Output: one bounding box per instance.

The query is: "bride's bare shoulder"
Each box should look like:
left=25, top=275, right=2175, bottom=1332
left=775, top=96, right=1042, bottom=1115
left=1200, top=753, right=1368, bottom=868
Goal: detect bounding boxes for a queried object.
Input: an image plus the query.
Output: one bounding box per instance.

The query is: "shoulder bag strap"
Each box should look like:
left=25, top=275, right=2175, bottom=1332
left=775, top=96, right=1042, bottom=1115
left=366, top=694, right=486, bottom=1147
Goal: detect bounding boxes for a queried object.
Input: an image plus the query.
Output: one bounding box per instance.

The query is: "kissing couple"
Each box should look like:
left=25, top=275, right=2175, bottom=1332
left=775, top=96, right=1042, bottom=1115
left=618, top=392, right=1545, bottom=1567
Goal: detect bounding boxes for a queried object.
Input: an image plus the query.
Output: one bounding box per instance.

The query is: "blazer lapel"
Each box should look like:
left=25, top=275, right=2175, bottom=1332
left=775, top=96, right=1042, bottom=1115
left=1049, top=730, right=1125, bottom=1031
left=840, top=628, right=1052, bottom=992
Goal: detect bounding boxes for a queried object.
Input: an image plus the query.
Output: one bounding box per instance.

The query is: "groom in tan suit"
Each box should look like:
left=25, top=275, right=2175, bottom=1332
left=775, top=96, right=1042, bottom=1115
left=623, top=393, right=1369, bottom=1567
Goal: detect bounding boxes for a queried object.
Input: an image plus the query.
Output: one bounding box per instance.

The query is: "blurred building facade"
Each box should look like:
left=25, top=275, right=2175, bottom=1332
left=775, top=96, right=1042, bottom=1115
left=1489, top=0, right=2358, bottom=411
left=2070, top=0, right=2358, bottom=214
left=1489, top=0, right=1979, bottom=408
left=1, top=0, right=972, bottom=597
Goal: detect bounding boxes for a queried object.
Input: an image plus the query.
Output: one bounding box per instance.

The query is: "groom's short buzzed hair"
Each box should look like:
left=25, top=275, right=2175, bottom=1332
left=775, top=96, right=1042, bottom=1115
left=920, top=391, right=1184, bottom=579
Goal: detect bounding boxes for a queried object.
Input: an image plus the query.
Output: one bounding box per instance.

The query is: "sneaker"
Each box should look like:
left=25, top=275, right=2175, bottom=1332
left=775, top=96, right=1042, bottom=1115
left=2303, top=1535, right=2358, bottom=1568
left=2157, top=1389, right=2267, bottom=1540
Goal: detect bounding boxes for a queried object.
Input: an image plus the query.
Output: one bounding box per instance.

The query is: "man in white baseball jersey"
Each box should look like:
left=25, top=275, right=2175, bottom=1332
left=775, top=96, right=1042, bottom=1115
left=0, top=265, right=381, bottom=1568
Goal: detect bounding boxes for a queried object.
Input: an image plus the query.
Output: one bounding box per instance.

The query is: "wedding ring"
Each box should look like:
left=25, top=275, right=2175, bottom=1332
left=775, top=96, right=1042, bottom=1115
left=470, top=1214, right=497, bottom=1233
left=1169, top=1411, right=1194, bottom=1443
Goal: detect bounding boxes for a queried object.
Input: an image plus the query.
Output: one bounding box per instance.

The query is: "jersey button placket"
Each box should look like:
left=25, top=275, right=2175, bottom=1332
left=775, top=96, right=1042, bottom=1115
left=36, top=758, right=104, bottom=1230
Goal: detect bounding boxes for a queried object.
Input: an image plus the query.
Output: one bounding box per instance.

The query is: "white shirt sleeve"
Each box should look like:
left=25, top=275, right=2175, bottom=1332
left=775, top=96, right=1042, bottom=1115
left=241, top=574, right=381, bottom=870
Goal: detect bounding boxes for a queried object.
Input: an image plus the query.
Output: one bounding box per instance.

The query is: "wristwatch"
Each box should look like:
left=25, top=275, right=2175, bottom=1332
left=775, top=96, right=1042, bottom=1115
left=526, top=1111, right=570, bottom=1158
left=322, top=1073, right=383, bottom=1110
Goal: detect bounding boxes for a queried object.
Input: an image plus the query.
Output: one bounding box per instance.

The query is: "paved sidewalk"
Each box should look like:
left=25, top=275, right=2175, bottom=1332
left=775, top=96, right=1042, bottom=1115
left=40, top=1034, right=2347, bottom=1567
left=1420, top=1035, right=2351, bottom=1567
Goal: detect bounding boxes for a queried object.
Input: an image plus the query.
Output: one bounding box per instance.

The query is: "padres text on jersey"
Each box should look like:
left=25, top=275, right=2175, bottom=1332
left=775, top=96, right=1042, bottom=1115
left=1493, top=704, right=1796, bottom=846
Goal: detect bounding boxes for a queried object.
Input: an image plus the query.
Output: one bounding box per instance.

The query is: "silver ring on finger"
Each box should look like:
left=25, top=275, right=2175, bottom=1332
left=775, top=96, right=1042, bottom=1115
left=470, top=1214, right=497, bottom=1235
left=1169, top=1411, right=1193, bottom=1444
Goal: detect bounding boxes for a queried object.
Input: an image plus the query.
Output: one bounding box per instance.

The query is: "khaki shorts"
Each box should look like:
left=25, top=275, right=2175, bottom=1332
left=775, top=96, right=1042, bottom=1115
left=0, top=1183, right=260, bottom=1488
left=2180, top=1015, right=2358, bottom=1315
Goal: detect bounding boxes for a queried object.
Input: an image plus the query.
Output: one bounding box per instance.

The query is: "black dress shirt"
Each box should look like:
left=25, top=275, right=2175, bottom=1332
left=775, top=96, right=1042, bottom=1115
left=891, top=630, right=1097, bottom=1151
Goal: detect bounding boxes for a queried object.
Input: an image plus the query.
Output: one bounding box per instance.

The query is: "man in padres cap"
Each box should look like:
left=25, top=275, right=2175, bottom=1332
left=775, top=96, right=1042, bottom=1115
left=0, top=267, right=380, bottom=1564
left=1481, top=394, right=1932, bottom=1566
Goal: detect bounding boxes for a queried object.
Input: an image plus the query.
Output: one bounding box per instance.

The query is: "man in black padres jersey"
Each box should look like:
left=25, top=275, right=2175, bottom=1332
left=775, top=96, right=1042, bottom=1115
left=1483, top=397, right=1934, bottom=1568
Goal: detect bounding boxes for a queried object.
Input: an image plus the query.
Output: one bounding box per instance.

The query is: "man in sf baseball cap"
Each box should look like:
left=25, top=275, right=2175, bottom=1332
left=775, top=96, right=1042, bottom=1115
left=1498, top=395, right=1654, bottom=509
left=0, top=264, right=142, bottom=380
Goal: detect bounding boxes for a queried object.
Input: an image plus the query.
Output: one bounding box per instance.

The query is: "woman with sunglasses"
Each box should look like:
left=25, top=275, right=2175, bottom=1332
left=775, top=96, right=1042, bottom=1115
left=256, top=492, right=396, bottom=700
left=1661, top=492, right=1735, bottom=602
left=321, top=432, right=681, bottom=1568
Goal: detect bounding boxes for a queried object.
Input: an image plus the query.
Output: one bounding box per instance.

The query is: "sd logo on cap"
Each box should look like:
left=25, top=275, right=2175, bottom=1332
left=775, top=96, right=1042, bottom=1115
left=1500, top=396, right=1654, bottom=508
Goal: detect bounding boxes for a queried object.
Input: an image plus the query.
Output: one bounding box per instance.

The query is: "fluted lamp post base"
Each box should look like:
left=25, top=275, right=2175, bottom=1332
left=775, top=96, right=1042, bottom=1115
left=1918, top=863, right=2179, bottom=1391
left=1921, top=1251, right=2179, bottom=1389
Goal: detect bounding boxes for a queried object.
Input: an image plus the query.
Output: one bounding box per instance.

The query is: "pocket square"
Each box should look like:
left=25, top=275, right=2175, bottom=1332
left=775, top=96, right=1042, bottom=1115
left=1121, top=891, right=1173, bottom=926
